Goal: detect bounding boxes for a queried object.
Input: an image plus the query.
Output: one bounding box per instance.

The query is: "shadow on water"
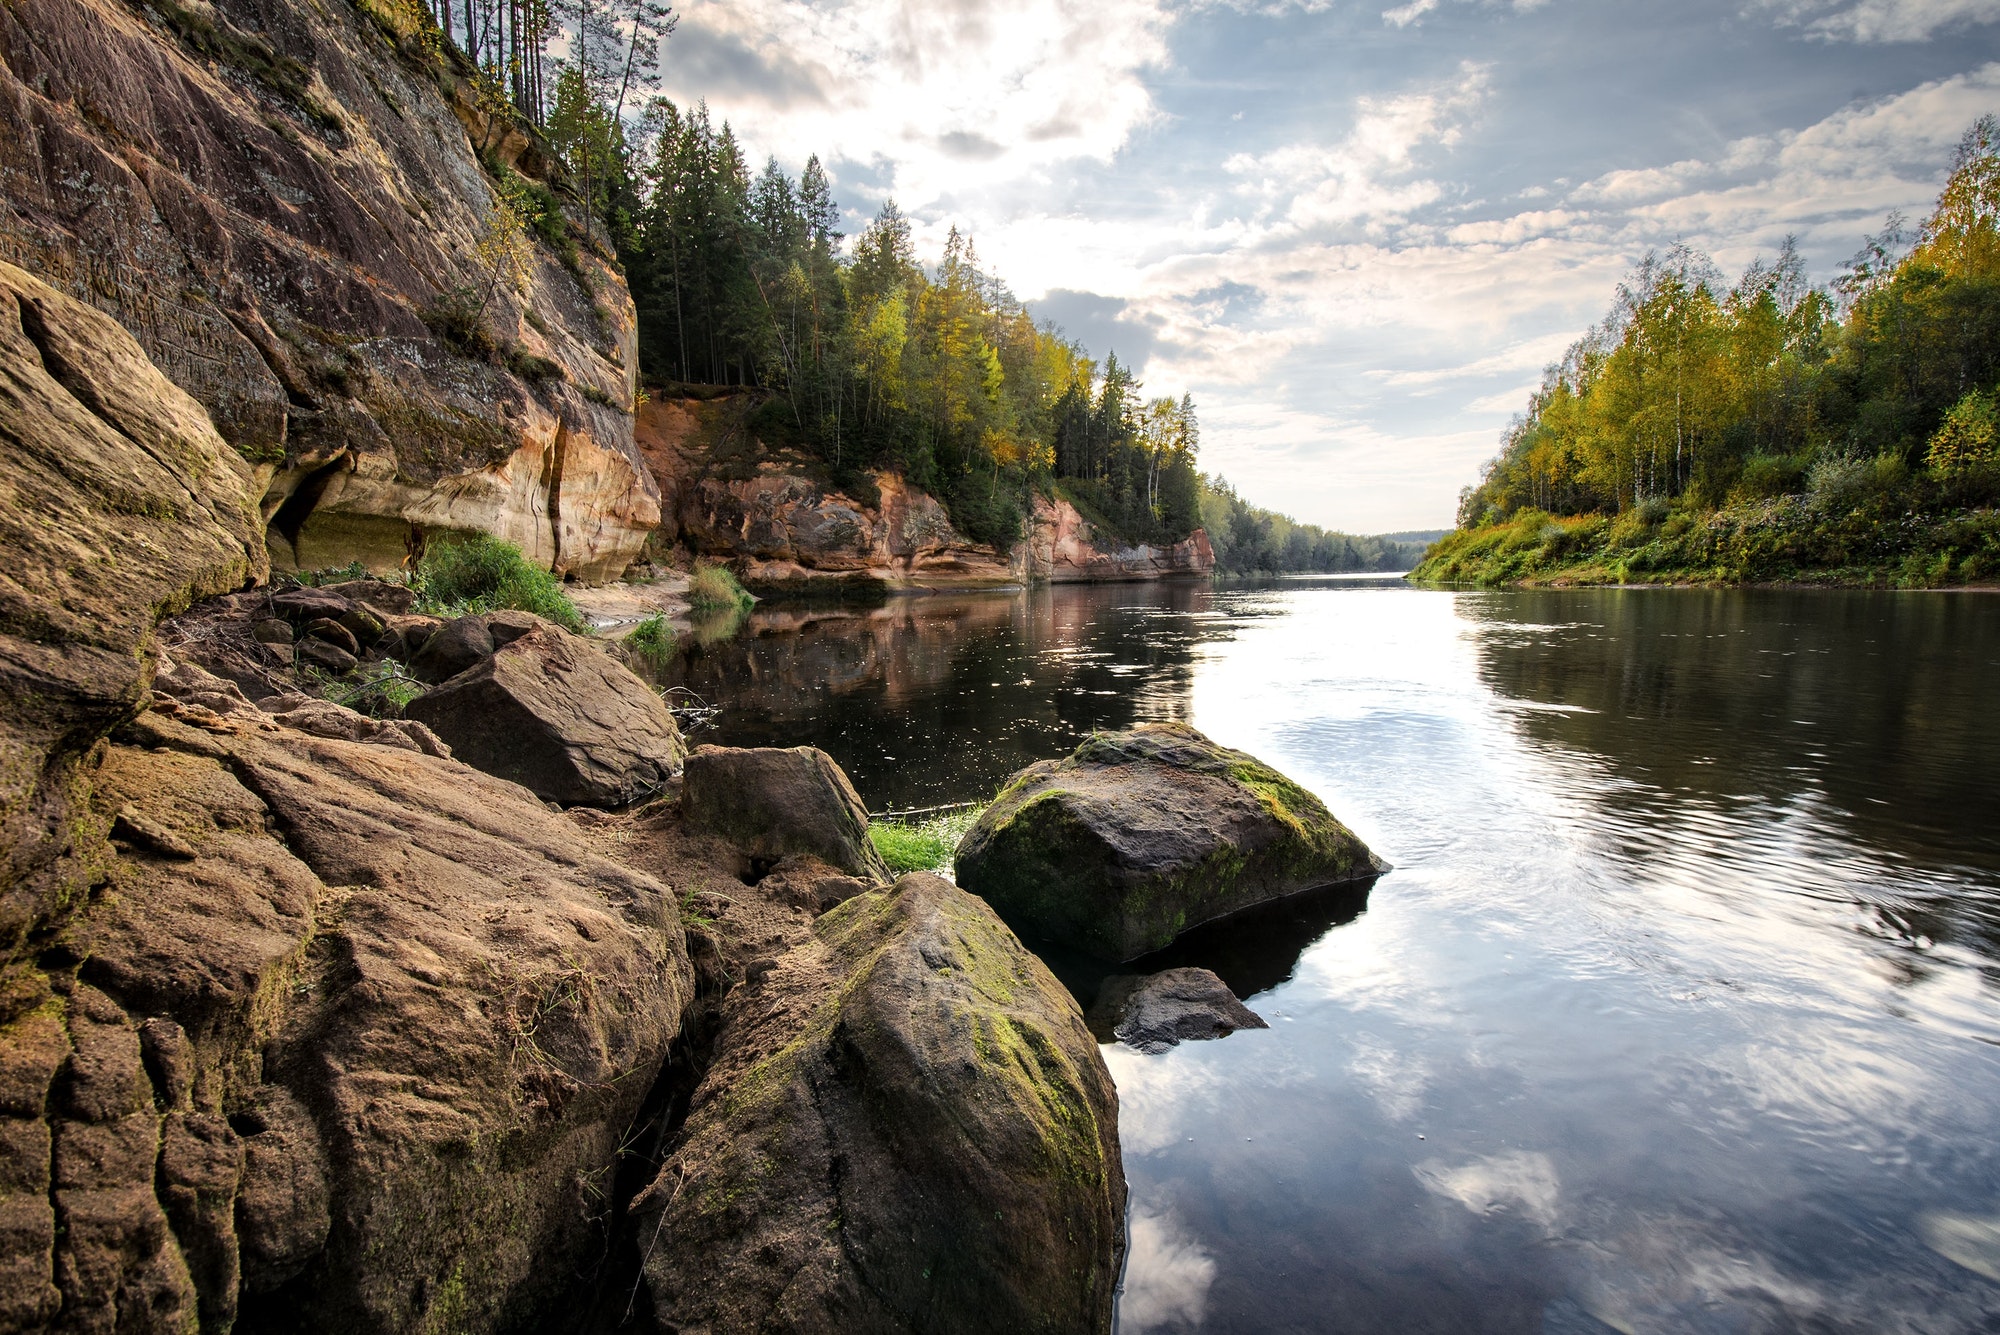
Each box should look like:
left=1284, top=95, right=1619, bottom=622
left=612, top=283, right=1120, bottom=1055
left=1033, top=877, right=1379, bottom=1023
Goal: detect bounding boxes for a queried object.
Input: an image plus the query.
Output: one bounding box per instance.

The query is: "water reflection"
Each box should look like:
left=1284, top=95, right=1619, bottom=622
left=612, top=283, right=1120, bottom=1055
left=671, top=583, right=1225, bottom=811
left=682, top=580, right=2000, bottom=1333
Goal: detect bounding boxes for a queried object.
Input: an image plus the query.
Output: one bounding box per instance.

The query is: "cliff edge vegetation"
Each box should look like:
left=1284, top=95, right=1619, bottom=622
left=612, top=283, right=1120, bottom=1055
left=1414, top=116, right=2000, bottom=588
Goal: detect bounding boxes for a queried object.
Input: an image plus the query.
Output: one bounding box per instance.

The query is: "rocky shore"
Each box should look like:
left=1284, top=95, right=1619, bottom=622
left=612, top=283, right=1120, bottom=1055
left=0, top=260, right=1128, bottom=1332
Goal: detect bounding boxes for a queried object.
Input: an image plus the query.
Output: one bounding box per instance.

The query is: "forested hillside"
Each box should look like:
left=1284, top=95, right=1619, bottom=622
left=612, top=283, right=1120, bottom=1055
left=1418, top=116, right=2000, bottom=586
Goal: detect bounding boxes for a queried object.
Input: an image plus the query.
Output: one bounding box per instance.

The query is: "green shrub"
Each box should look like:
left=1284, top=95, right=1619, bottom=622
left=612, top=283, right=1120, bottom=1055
left=314, top=659, right=426, bottom=717
left=687, top=563, right=754, bottom=613
left=868, top=806, right=982, bottom=876
left=415, top=533, right=583, bottom=631
left=1735, top=453, right=1807, bottom=502
left=624, top=615, right=676, bottom=668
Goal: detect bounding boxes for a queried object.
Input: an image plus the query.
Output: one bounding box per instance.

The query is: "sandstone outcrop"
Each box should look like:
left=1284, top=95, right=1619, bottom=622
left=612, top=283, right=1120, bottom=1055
left=956, top=722, right=1385, bottom=960
left=0, top=261, right=265, bottom=957
left=1027, top=492, right=1216, bottom=583
left=0, top=0, right=656, bottom=580
left=680, top=745, right=892, bottom=881
left=634, top=393, right=1217, bottom=592
left=1086, top=967, right=1269, bottom=1054
left=46, top=681, right=698, bottom=1333
left=637, top=395, right=1025, bottom=594
left=405, top=623, right=686, bottom=806
left=628, top=872, right=1126, bottom=1334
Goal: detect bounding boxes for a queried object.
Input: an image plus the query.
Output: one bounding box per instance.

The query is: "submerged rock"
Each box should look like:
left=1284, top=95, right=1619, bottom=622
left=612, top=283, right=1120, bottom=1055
left=955, top=722, right=1385, bottom=960
left=1087, top=968, right=1269, bottom=1054
left=631, top=871, right=1125, bottom=1334
left=406, top=625, right=684, bottom=807
left=681, top=744, right=892, bottom=881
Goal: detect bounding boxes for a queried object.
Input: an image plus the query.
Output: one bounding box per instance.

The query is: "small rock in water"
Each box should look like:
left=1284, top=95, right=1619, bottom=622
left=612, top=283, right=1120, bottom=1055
left=1086, top=966, right=1269, bottom=1054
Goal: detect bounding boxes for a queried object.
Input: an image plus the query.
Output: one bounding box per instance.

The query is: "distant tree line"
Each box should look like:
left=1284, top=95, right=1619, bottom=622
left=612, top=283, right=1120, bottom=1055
left=1200, top=478, right=1427, bottom=573
left=1458, top=115, right=2000, bottom=528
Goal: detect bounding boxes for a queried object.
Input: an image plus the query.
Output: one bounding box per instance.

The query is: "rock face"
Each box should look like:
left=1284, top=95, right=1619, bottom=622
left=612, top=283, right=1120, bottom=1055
left=956, top=722, right=1385, bottom=960
left=629, top=872, right=1126, bottom=1335
left=405, top=624, right=685, bottom=806
left=0, top=0, right=657, bottom=580
left=1086, top=968, right=1269, bottom=1054
left=1026, top=493, right=1216, bottom=583
left=634, top=393, right=1216, bottom=591
left=681, top=744, right=892, bottom=881
left=0, top=255, right=694, bottom=1333
left=637, top=396, right=1025, bottom=594
left=60, top=687, right=696, bottom=1333
left=0, top=261, right=265, bottom=957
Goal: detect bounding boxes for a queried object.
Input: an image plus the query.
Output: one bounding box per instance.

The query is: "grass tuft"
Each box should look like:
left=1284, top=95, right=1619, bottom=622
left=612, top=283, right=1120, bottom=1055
left=687, top=563, right=754, bottom=614
left=414, top=533, right=584, bottom=631
left=868, top=806, right=983, bottom=877
left=624, top=614, right=676, bottom=668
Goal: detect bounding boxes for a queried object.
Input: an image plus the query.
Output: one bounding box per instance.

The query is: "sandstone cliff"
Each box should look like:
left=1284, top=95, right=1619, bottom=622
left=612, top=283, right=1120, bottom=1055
left=0, top=0, right=656, bottom=581
left=636, top=392, right=1215, bottom=594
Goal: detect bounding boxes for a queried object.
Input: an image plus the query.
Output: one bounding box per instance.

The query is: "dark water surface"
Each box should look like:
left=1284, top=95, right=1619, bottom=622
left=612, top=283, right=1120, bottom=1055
left=682, top=579, right=2000, bottom=1333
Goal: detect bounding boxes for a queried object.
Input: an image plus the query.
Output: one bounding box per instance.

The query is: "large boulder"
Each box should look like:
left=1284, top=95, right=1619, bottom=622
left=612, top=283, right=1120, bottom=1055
left=38, top=686, right=697, bottom=1334
left=631, top=872, right=1126, bottom=1334
left=680, top=745, right=892, bottom=881
left=405, top=625, right=684, bottom=807
left=955, top=723, right=1384, bottom=960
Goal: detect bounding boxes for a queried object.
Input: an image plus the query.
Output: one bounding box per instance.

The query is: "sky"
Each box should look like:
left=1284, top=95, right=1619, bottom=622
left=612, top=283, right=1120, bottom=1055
left=649, top=0, right=2000, bottom=533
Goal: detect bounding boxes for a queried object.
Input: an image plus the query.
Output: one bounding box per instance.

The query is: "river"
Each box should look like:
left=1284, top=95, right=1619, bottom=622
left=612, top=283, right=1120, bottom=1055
left=671, top=578, right=2000, bottom=1334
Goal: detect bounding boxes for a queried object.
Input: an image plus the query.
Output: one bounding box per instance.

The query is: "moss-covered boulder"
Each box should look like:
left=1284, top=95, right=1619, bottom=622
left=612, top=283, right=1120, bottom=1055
left=955, top=723, right=1385, bottom=960
left=632, top=871, right=1125, bottom=1334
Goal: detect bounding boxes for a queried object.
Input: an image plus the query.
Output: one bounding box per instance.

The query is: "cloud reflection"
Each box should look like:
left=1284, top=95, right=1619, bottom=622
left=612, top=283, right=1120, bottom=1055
left=1119, top=1201, right=1218, bottom=1332
left=1414, top=1150, right=1562, bottom=1231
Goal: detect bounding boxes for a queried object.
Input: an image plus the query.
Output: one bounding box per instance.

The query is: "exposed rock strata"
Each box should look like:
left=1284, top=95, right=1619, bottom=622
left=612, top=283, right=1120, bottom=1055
left=0, top=260, right=265, bottom=958
left=0, top=0, right=656, bottom=579
left=1027, top=492, right=1216, bottom=584
left=634, top=393, right=1216, bottom=593
left=956, top=722, right=1386, bottom=960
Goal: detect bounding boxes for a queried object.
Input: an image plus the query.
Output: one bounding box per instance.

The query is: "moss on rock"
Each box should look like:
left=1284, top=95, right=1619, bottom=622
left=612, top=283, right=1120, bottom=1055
left=955, top=722, right=1385, bottom=960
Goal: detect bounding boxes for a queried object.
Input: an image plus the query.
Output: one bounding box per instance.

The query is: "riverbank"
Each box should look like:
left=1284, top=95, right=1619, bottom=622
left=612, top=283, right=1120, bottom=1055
left=1410, top=498, right=2000, bottom=587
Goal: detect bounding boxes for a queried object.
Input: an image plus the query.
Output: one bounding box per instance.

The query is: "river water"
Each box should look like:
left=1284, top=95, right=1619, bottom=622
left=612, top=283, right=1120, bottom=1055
left=674, top=578, right=2000, bottom=1334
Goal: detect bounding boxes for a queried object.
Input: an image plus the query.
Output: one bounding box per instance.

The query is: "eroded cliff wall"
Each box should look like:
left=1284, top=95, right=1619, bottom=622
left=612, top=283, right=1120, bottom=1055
left=0, top=0, right=656, bottom=580
left=636, top=392, right=1215, bottom=592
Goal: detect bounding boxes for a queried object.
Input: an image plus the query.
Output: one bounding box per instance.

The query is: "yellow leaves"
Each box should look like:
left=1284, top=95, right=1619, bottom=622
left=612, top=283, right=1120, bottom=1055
left=1913, top=115, right=2000, bottom=283
left=477, top=183, right=535, bottom=297
left=1928, top=388, right=1999, bottom=477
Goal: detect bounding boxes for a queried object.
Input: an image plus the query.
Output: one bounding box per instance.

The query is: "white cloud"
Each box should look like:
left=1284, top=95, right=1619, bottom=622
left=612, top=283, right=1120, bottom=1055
left=1414, top=1150, right=1563, bottom=1231
left=657, top=0, right=1173, bottom=208
left=1384, top=0, right=1550, bottom=26
left=1760, top=0, right=2000, bottom=41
